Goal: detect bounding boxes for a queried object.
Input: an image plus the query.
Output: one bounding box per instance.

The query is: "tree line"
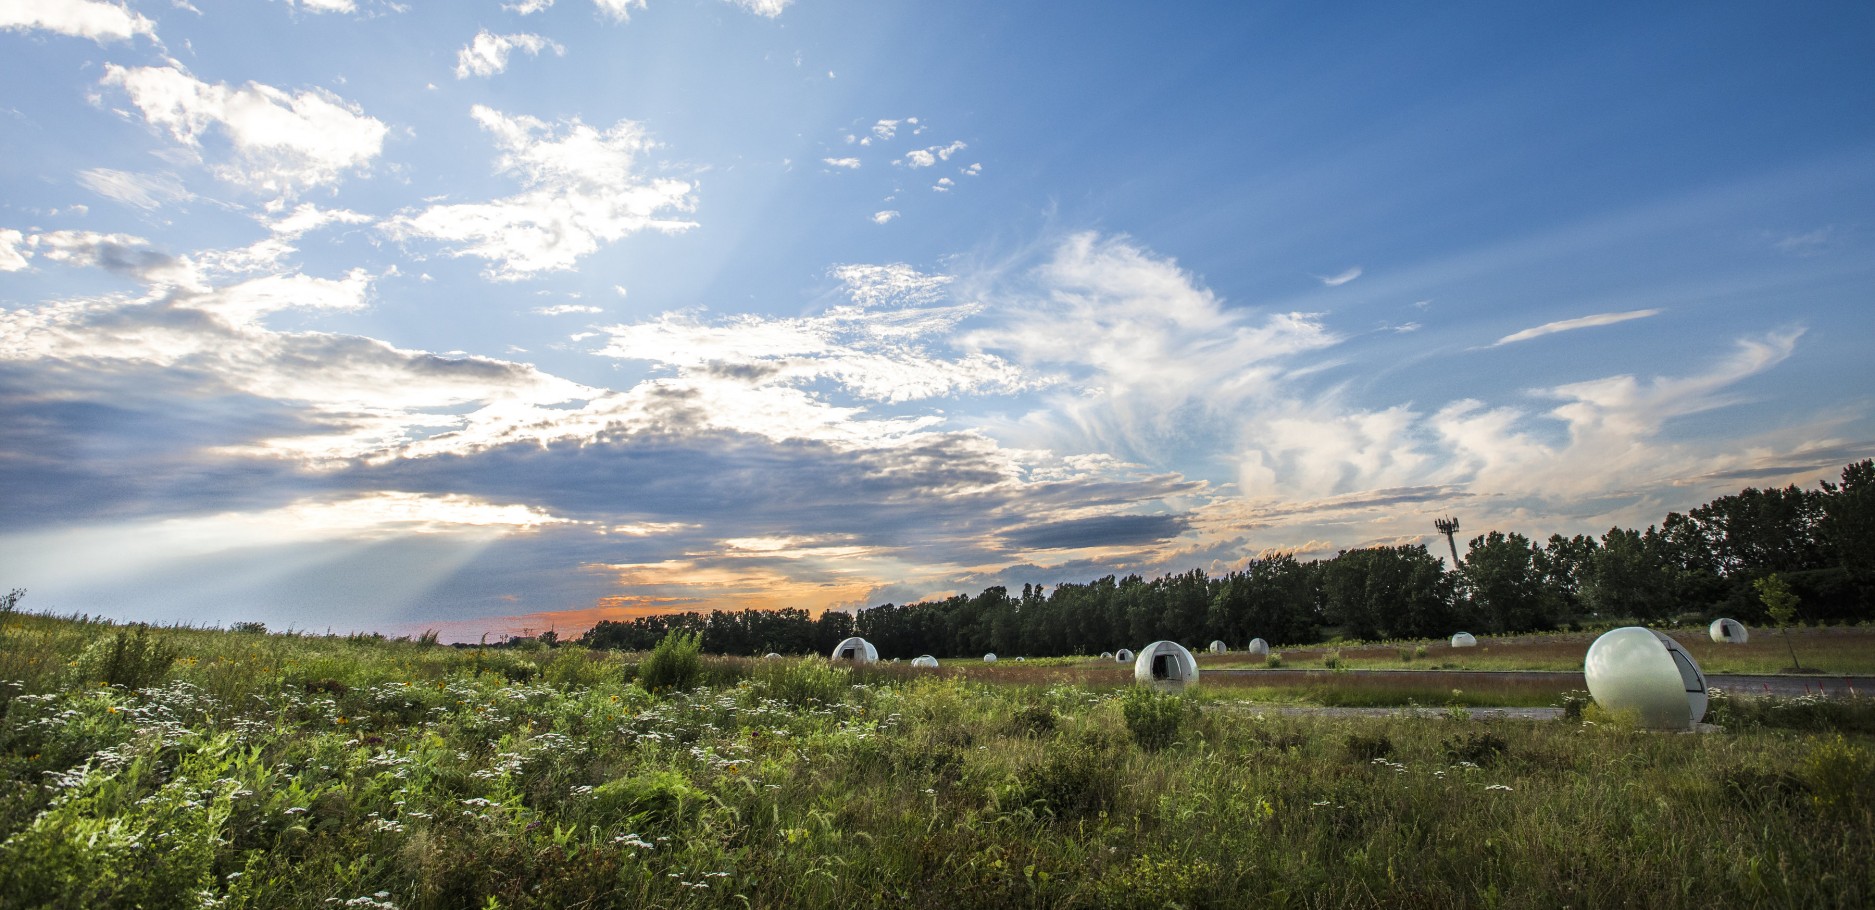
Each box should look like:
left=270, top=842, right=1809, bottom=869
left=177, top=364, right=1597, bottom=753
left=573, top=460, right=1875, bottom=657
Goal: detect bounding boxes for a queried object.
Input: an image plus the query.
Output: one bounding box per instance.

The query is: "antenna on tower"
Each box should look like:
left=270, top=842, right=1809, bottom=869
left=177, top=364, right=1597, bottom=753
left=1434, top=516, right=1462, bottom=569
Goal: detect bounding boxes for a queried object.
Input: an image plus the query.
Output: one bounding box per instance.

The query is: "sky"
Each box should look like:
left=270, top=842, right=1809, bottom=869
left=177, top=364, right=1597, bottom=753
left=2, top=1, right=1872, bottom=641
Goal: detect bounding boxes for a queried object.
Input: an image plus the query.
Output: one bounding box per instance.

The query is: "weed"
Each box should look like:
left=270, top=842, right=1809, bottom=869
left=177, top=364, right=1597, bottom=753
left=1444, top=730, right=1510, bottom=766
left=637, top=629, right=703, bottom=694
left=66, top=625, right=178, bottom=690
left=1121, top=686, right=1194, bottom=751
left=1343, top=732, right=1395, bottom=762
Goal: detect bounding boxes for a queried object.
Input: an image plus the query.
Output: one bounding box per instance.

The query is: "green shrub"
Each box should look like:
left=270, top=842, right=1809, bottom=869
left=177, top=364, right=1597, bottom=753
left=1121, top=686, right=1193, bottom=751
left=637, top=630, right=703, bottom=694
left=1005, top=737, right=1123, bottom=818
left=66, top=624, right=178, bottom=690
left=754, top=656, right=850, bottom=706
left=1797, top=734, right=1875, bottom=811
left=1557, top=690, right=1591, bottom=722
left=1098, top=854, right=1221, bottom=909
left=1265, top=653, right=1283, bottom=668
left=1007, top=704, right=1058, bottom=738
left=588, top=769, right=707, bottom=831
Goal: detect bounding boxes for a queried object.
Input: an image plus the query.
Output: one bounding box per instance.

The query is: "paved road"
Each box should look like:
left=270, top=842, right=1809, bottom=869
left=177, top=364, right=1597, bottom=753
left=1202, top=668, right=1873, bottom=699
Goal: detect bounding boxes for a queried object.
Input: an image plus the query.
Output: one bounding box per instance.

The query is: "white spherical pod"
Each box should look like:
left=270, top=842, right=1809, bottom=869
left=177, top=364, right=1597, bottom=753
left=1709, top=618, right=1749, bottom=644
left=983, top=652, right=997, bottom=663
left=1133, top=640, right=1200, bottom=689
left=1246, top=638, right=1269, bottom=658
left=762, top=652, right=782, bottom=660
left=1584, top=627, right=1709, bottom=730
left=1209, top=640, right=1228, bottom=654
left=1100, top=651, right=1114, bottom=660
left=1450, top=632, right=1478, bottom=648
left=829, top=637, right=878, bottom=664
left=1114, top=648, right=1135, bottom=663
left=910, top=655, right=939, bottom=668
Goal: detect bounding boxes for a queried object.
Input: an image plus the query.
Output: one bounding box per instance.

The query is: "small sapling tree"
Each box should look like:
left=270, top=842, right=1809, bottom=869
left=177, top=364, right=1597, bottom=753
left=1755, top=573, right=1804, bottom=671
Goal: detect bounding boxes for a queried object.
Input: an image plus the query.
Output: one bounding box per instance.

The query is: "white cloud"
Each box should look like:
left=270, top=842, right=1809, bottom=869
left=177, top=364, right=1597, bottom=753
left=592, top=0, right=645, bottom=21
left=534, top=304, right=602, bottom=316
left=830, top=263, right=953, bottom=309
left=933, top=177, right=954, bottom=192
left=382, top=105, right=695, bottom=280
left=285, top=0, right=357, bottom=12
left=725, top=0, right=790, bottom=16
left=870, top=119, right=900, bottom=140
left=102, top=64, right=388, bottom=196
left=77, top=168, right=191, bottom=211
left=190, top=268, right=375, bottom=325
left=1492, top=308, right=1661, bottom=346
left=822, top=157, right=861, bottom=169
left=1, top=230, right=30, bottom=272
left=0, top=0, right=156, bottom=43
left=266, top=202, right=372, bottom=237
left=505, top=0, right=554, bottom=13
left=871, top=210, right=899, bottom=225
left=594, top=262, right=1037, bottom=408
left=1316, top=266, right=1362, bottom=286
left=902, top=140, right=966, bottom=169
left=455, top=30, right=565, bottom=79
left=1770, top=226, right=1833, bottom=255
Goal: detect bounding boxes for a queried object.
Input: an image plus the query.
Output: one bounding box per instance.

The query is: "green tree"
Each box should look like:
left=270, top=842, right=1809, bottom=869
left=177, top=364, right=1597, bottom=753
left=1462, top=531, right=1560, bottom=633
left=1581, top=527, right=1674, bottom=621
left=1755, top=573, right=1803, bottom=671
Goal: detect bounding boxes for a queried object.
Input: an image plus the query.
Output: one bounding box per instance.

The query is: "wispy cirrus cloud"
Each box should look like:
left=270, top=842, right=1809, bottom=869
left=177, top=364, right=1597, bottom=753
left=382, top=106, right=695, bottom=279
left=77, top=168, right=191, bottom=211
left=1492, top=308, right=1661, bottom=346
left=101, top=64, right=388, bottom=197
left=455, top=30, right=565, bottom=79
left=822, top=157, right=861, bottom=169
left=0, top=0, right=156, bottom=43
left=1316, top=266, right=1362, bottom=286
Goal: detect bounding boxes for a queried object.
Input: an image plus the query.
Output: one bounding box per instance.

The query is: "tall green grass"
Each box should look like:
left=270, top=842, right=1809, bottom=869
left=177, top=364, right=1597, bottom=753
left=1, top=615, right=1872, bottom=908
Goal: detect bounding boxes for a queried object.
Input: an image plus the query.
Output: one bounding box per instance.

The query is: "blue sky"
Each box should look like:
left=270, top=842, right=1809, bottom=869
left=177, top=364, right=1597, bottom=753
left=3, top=0, right=1871, bottom=640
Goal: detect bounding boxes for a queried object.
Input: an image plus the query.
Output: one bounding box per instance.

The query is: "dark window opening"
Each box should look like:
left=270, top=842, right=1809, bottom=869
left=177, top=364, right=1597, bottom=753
left=840, top=648, right=855, bottom=660
left=1152, top=654, right=1174, bottom=679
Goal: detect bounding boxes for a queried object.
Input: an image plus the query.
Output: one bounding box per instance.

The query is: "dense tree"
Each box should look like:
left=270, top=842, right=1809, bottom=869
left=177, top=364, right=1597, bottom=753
left=1580, top=527, right=1676, bottom=622
left=571, top=460, right=1873, bottom=656
left=1462, top=531, right=1560, bottom=633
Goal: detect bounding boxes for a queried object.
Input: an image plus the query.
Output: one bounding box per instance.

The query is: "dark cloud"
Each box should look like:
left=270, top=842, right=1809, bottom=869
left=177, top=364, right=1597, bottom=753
left=1001, top=512, right=1190, bottom=551
left=0, top=363, right=341, bottom=527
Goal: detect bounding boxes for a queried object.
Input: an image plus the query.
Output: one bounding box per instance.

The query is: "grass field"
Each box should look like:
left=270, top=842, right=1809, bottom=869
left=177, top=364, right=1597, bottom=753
left=1200, top=624, right=1875, bottom=676
left=3, top=613, right=1874, bottom=908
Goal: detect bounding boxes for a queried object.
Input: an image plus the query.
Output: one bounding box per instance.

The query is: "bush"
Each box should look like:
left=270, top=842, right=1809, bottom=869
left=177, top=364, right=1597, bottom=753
left=588, top=769, right=707, bottom=831
left=1006, top=737, right=1123, bottom=818
left=1797, top=734, right=1875, bottom=811
left=1121, top=686, right=1194, bottom=752
left=1007, top=704, right=1058, bottom=738
left=754, top=656, right=850, bottom=707
left=636, top=629, right=703, bottom=694
left=66, top=625, right=177, bottom=690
